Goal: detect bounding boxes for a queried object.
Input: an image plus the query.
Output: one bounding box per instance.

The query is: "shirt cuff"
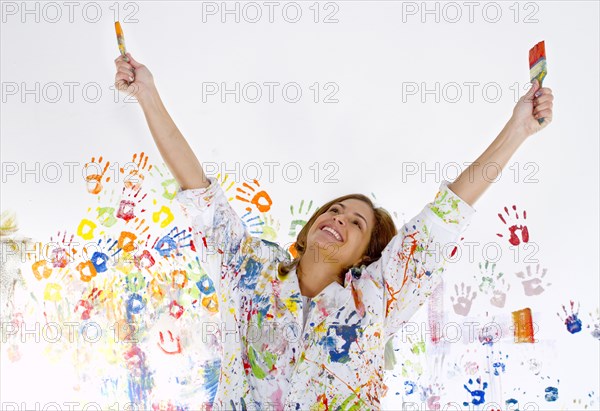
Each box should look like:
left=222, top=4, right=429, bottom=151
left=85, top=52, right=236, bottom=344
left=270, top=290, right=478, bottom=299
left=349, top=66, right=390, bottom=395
left=174, top=177, right=221, bottom=212
left=425, top=179, right=477, bottom=233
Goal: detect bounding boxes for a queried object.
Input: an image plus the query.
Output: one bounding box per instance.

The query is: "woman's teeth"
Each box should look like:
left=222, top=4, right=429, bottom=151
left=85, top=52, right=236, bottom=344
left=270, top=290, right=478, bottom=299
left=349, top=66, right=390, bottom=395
left=322, top=226, right=342, bottom=241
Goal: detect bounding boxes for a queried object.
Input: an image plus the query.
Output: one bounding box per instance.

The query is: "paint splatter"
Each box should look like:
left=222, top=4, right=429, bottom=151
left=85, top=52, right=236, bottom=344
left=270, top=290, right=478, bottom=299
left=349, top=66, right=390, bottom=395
left=588, top=309, right=600, bottom=340
left=512, top=308, right=535, bottom=343
left=544, top=386, right=559, bottom=402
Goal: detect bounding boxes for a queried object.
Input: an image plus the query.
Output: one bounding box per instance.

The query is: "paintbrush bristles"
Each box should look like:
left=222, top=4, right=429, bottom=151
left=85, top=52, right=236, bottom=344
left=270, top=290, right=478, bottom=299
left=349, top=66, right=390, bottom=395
left=528, top=40, right=547, bottom=86
left=114, top=21, right=128, bottom=62
left=115, top=21, right=124, bottom=37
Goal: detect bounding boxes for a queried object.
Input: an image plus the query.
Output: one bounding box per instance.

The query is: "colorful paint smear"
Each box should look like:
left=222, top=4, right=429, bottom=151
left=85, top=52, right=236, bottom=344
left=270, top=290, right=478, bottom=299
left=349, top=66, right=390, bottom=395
left=512, top=308, right=535, bottom=343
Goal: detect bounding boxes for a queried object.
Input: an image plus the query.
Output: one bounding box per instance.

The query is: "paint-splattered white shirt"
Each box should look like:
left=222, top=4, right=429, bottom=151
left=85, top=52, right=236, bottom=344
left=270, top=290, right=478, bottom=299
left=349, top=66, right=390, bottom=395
left=176, top=177, right=476, bottom=410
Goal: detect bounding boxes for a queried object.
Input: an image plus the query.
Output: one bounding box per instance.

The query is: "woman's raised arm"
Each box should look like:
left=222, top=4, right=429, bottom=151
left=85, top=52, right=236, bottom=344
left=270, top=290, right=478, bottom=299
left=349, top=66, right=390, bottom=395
left=114, top=52, right=208, bottom=190
left=448, top=79, right=554, bottom=206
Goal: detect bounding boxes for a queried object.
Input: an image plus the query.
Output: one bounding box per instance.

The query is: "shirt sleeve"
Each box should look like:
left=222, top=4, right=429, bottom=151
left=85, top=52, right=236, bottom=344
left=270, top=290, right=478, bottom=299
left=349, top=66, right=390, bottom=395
left=174, top=177, right=250, bottom=294
left=366, top=180, right=477, bottom=340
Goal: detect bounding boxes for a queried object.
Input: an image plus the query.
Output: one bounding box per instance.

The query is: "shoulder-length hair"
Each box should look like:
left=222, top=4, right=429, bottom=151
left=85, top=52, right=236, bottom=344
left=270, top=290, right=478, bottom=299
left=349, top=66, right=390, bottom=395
left=277, top=193, right=397, bottom=279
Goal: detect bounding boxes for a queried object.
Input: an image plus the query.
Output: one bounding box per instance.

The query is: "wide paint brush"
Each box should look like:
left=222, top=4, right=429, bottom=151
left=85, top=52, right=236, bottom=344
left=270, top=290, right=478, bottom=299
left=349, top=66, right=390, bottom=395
left=115, top=21, right=129, bottom=63
left=529, top=40, right=547, bottom=124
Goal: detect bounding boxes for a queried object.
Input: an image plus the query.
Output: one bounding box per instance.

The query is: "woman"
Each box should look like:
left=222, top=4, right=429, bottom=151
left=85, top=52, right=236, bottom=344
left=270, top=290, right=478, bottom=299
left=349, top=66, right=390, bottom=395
left=114, top=52, right=553, bottom=410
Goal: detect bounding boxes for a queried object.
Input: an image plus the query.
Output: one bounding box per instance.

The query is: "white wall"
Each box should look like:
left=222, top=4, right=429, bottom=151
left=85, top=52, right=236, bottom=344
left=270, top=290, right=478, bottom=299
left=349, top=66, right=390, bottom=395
left=1, top=1, right=598, bottom=410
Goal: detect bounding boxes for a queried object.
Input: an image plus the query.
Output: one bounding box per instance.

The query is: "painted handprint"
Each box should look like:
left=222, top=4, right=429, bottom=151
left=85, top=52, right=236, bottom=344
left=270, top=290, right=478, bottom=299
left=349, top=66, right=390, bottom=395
left=462, top=377, right=489, bottom=406
left=157, top=330, right=181, bottom=355
left=84, top=155, right=112, bottom=195
left=74, top=287, right=103, bottom=320
left=474, top=260, right=504, bottom=294
left=240, top=207, right=265, bottom=236
left=117, top=185, right=148, bottom=222
left=515, top=263, right=551, bottom=296
left=121, top=151, right=152, bottom=192
left=421, top=382, right=443, bottom=411
left=496, top=205, right=529, bottom=246
left=154, top=227, right=193, bottom=258
left=260, top=213, right=280, bottom=242
left=288, top=199, right=316, bottom=237
left=148, top=163, right=179, bottom=200
left=557, top=300, right=582, bottom=334
left=478, top=321, right=502, bottom=345
left=235, top=179, right=273, bottom=213
left=47, top=231, right=78, bottom=269
left=490, top=277, right=511, bottom=308
left=451, top=283, right=477, bottom=316
left=487, top=350, right=508, bottom=376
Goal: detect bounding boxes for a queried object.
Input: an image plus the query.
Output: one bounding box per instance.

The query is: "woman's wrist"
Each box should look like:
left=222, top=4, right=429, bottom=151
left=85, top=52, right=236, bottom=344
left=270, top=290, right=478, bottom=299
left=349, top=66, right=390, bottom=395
left=136, top=86, right=161, bottom=111
left=504, top=117, right=529, bottom=145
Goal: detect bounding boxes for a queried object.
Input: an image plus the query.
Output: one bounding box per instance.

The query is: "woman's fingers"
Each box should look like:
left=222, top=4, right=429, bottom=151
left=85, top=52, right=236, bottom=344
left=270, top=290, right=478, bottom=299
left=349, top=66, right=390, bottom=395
left=115, top=55, right=134, bottom=70
left=533, top=88, right=553, bottom=118
left=116, top=68, right=134, bottom=81
left=116, top=62, right=134, bottom=72
left=114, top=55, right=135, bottom=86
left=115, top=72, right=133, bottom=90
left=117, top=66, right=135, bottom=78
left=534, top=103, right=552, bottom=117
left=534, top=92, right=553, bottom=105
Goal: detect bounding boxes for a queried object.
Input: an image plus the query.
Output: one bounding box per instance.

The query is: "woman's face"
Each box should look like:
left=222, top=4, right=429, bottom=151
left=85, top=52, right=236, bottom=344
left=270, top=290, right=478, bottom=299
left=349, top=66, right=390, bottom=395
left=306, top=199, right=375, bottom=269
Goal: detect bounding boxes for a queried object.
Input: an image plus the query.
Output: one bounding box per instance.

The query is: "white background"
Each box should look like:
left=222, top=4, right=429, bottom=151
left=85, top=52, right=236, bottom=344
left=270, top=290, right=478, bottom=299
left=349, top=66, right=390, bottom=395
left=1, top=1, right=599, bottom=410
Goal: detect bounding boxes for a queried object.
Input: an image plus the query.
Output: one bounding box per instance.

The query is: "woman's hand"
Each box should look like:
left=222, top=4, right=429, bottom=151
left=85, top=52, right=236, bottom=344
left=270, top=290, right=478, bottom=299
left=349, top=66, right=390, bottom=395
left=114, top=52, right=156, bottom=102
left=508, top=78, right=554, bottom=139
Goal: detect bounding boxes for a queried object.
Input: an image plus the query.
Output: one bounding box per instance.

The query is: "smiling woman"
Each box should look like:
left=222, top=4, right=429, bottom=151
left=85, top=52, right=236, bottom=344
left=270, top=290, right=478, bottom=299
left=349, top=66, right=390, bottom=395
left=113, top=46, right=554, bottom=409
left=279, top=194, right=397, bottom=299
left=175, top=173, right=475, bottom=409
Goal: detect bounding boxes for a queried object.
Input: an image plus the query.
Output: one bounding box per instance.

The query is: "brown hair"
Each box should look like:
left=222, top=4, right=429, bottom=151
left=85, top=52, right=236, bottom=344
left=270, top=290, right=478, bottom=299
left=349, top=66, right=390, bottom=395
left=278, top=194, right=397, bottom=280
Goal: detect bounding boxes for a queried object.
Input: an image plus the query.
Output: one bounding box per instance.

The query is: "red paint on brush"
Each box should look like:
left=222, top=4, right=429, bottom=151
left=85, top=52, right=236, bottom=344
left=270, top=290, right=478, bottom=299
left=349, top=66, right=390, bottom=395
left=529, top=41, right=546, bottom=68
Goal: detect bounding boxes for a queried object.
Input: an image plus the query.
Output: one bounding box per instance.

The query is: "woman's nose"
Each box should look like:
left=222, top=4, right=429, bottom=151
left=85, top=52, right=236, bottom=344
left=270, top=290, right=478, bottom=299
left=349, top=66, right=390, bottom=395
left=333, top=215, right=346, bottom=225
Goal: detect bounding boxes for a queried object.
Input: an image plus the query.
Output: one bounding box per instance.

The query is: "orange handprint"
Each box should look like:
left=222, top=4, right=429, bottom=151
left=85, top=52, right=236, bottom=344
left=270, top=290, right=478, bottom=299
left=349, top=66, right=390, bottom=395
left=121, top=152, right=152, bottom=191
left=235, top=179, right=273, bottom=213
left=84, top=155, right=111, bottom=195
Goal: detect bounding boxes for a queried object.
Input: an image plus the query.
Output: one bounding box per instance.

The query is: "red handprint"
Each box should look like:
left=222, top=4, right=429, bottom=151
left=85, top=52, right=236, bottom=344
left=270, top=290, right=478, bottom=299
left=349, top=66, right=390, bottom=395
left=497, top=205, right=529, bottom=246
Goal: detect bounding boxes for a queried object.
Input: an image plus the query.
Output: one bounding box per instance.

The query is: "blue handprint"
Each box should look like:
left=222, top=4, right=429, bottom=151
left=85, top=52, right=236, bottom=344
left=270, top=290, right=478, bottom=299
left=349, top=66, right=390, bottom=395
left=557, top=300, right=582, bottom=334
left=463, top=377, right=488, bottom=406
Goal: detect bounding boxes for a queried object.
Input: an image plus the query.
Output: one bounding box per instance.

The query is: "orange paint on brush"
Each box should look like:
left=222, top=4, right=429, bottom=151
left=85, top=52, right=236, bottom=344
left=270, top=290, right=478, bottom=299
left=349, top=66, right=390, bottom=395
left=512, top=307, right=535, bottom=343
left=115, top=21, right=124, bottom=37
left=114, top=21, right=128, bottom=62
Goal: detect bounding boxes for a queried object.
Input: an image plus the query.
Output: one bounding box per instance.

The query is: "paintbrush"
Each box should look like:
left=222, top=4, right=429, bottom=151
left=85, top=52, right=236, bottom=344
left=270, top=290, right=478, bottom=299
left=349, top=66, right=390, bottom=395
left=115, top=21, right=129, bottom=63
left=529, top=40, right=547, bottom=124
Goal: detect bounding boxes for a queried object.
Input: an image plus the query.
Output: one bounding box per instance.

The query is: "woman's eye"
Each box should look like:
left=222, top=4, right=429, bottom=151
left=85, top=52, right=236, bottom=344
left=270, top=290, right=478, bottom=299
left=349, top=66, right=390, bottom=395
left=354, top=220, right=361, bottom=228
left=330, top=207, right=339, bottom=213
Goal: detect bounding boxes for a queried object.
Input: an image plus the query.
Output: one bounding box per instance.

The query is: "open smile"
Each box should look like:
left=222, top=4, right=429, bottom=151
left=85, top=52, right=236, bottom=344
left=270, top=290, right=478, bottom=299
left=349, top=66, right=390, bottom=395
left=319, top=224, right=343, bottom=242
